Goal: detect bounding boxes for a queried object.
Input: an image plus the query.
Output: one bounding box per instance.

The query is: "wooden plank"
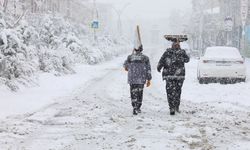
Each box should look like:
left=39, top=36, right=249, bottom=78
left=164, top=35, right=188, bottom=42
left=136, top=25, right=142, bottom=46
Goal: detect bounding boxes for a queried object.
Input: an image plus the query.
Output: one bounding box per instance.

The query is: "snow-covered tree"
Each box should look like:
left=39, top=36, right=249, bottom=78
left=0, top=13, right=36, bottom=91
left=0, top=2, right=129, bottom=91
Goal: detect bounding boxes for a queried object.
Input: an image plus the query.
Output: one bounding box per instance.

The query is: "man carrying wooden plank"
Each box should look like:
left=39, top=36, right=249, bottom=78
left=124, top=26, right=152, bottom=115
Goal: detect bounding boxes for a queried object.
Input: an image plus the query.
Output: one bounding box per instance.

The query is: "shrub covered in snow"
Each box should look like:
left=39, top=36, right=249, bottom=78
left=34, top=15, right=86, bottom=73
left=0, top=13, right=38, bottom=91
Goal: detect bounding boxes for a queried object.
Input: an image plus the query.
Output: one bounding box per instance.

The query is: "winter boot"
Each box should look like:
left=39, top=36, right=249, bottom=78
left=133, top=108, right=138, bottom=115
left=175, top=106, right=180, bottom=113
left=137, top=108, right=141, bottom=113
left=170, top=108, right=175, bottom=115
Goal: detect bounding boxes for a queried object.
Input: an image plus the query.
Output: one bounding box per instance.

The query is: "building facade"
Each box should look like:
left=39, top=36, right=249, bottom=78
left=190, top=0, right=250, bottom=56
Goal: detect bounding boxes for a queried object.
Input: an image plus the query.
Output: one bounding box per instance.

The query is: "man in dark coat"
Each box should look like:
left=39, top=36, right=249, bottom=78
left=124, top=45, right=152, bottom=115
left=157, top=42, right=190, bottom=115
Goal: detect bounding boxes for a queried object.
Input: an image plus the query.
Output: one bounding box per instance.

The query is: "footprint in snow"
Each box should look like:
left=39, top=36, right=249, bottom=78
left=137, top=119, right=144, bottom=122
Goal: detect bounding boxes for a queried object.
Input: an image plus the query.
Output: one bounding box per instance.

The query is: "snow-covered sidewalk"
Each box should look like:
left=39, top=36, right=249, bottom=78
left=0, top=56, right=124, bottom=119
left=0, top=47, right=249, bottom=150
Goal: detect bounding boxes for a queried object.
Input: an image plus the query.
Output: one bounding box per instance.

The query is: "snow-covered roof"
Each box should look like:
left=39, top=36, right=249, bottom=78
left=204, top=46, right=242, bottom=59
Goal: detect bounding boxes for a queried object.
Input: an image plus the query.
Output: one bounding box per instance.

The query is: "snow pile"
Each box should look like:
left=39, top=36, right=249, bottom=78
left=0, top=12, right=129, bottom=91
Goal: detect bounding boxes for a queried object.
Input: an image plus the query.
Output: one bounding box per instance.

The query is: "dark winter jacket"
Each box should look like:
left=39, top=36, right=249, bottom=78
left=124, top=52, right=152, bottom=85
left=157, top=48, right=190, bottom=80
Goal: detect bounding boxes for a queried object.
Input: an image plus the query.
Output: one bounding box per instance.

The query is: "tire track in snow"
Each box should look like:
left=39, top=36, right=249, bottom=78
left=0, top=48, right=249, bottom=150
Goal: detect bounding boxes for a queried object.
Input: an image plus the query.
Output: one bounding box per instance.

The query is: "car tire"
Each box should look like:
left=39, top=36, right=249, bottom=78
left=241, top=78, right=246, bottom=82
left=204, top=80, right=209, bottom=84
left=220, top=80, right=226, bottom=84
left=197, top=70, right=202, bottom=83
left=199, top=78, right=204, bottom=84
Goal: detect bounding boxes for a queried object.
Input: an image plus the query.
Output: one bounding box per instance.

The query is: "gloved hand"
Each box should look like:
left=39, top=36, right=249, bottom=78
left=138, top=45, right=143, bottom=51
left=146, top=80, right=151, bottom=87
left=157, top=67, right=161, bottom=73
left=124, top=67, right=128, bottom=71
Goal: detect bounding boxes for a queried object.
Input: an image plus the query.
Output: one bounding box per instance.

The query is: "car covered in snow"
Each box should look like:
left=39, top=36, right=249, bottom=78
left=197, top=46, right=246, bottom=84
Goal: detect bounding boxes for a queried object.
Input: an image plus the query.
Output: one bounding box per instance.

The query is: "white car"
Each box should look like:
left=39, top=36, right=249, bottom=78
left=197, top=46, right=247, bottom=84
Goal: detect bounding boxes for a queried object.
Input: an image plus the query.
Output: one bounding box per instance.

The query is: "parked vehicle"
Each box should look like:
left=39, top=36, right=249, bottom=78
left=197, top=46, right=246, bottom=84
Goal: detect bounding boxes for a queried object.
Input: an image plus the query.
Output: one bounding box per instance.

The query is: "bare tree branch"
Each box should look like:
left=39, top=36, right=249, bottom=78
left=5, top=9, right=28, bottom=29
left=12, top=10, right=28, bottom=28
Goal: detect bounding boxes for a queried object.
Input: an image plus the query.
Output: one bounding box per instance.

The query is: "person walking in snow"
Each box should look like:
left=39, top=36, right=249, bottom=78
left=124, top=45, right=152, bottom=115
left=157, top=41, right=190, bottom=115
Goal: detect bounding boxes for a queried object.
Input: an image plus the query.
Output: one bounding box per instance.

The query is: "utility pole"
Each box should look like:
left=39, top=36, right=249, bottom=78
left=92, top=0, right=99, bottom=42
left=240, top=0, right=248, bottom=55
left=198, top=0, right=205, bottom=55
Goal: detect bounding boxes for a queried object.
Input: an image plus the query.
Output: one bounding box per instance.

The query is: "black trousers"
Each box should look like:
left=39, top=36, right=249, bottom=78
left=130, top=84, right=144, bottom=109
left=166, top=79, right=184, bottom=110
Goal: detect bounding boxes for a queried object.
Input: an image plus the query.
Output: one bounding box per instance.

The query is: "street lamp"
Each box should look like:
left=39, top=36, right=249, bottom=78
left=74, top=0, right=99, bottom=42
left=112, top=3, right=131, bottom=37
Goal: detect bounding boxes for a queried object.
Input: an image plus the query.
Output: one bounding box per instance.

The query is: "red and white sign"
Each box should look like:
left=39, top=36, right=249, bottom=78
left=224, top=17, right=233, bottom=32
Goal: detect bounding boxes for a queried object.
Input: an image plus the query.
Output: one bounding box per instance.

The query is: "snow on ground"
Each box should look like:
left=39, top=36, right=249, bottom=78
left=0, top=56, right=124, bottom=119
left=0, top=46, right=249, bottom=150
left=183, top=58, right=250, bottom=108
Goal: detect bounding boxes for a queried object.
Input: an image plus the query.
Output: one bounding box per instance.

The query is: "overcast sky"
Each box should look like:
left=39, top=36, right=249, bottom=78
left=97, top=0, right=192, bottom=19
left=95, top=0, right=192, bottom=45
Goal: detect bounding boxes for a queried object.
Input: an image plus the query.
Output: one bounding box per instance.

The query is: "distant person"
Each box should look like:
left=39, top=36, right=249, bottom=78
left=124, top=45, right=152, bottom=115
left=157, top=42, right=190, bottom=115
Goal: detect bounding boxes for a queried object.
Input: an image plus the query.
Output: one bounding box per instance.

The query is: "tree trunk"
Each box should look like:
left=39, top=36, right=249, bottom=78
left=67, top=0, right=71, bottom=19
left=31, top=0, right=34, bottom=13
left=3, top=0, right=9, bottom=12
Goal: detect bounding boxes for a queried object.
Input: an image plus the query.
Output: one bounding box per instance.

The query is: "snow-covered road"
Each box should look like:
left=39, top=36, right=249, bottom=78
left=0, top=47, right=250, bottom=150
